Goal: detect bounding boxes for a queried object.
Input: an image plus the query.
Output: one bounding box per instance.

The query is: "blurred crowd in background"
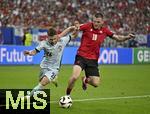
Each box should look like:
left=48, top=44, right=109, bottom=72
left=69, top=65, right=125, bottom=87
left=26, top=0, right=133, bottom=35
left=0, top=0, right=150, bottom=47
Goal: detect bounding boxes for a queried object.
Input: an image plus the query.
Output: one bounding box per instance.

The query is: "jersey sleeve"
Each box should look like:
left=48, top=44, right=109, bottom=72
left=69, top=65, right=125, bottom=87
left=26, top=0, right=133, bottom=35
left=79, top=22, right=91, bottom=31
left=35, top=41, right=45, bottom=52
left=61, top=35, right=71, bottom=46
left=105, top=27, right=114, bottom=37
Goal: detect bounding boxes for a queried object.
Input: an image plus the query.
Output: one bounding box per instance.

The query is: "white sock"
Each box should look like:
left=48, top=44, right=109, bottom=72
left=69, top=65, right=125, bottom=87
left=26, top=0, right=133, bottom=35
left=28, top=83, right=44, bottom=97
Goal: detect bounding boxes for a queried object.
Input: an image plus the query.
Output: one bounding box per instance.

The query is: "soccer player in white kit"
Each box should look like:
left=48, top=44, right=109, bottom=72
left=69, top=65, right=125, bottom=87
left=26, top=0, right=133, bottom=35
left=23, top=26, right=77, bottom=96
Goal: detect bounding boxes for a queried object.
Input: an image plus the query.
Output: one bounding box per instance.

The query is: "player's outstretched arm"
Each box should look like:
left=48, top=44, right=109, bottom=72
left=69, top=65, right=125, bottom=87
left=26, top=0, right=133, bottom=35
left=23, top=50, right=37, bottom=56
left=112, top=33, right=135, bottom=42
left=58, top=26, right=77, bottom=38
left=69, top=29, right=78, bottom=39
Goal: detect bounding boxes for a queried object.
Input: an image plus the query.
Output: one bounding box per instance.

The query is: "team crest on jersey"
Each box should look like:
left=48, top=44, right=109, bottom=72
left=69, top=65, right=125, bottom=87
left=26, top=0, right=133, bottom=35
left=99, top=31, right=103, bottom=33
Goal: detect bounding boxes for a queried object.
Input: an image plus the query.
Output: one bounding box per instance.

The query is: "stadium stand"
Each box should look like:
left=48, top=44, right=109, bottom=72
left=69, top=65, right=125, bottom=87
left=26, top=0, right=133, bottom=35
left=0, top=0, right=150, bottom=47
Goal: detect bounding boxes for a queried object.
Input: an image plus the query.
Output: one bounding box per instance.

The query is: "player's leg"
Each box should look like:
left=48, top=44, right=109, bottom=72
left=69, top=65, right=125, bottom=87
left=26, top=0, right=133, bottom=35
left=82, top=76, right=100, bottom=90
left=66, top=55, right=86, bottom=95
left=39, top=68, right=58, bottom=87
left=82, top=60, right=100, bottom=90
left=85, top=76, right=100, bottom=87
left=66, top=65, right=82, bottom=95
left=28, top=68, right=58, bottom=97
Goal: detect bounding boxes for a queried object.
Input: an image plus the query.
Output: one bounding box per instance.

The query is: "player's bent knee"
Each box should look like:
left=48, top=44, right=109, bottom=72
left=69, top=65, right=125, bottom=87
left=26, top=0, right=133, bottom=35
left=40, top=76, right=49, bottom=86
left=40, top=81, right=46, bottom=86
left=93, top=84, right=99, bottom=88
left=90, top=76, right=100, bottom=87
left=93, top=85, right=98, bottom=88
left=93, top=81, right=99, bottom=87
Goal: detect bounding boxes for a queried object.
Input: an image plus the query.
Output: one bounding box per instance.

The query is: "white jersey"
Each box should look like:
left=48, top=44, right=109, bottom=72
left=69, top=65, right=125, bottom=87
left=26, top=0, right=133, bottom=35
left=35, top=35, right=71, bottom=70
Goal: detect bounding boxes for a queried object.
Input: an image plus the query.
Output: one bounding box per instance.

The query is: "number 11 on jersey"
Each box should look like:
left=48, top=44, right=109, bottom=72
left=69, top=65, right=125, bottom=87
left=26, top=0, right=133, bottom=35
left=92, top=34, right=97, bottom=41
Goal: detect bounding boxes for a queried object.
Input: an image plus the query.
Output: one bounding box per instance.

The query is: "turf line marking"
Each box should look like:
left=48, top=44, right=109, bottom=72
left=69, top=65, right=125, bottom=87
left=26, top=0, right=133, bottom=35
left=50, top=95, right=150, bottom=103
left=0, top=95, right=149, bottom=107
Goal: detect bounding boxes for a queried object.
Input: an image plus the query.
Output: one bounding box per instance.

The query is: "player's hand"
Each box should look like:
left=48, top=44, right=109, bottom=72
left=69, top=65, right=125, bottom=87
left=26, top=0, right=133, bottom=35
left=23, top=50, right=30, bottom=55
left=68, top=26, right=78, bottom=31
left=71, top=29, right=78, bottom=39
left=128, top=33, right=135, bottom=39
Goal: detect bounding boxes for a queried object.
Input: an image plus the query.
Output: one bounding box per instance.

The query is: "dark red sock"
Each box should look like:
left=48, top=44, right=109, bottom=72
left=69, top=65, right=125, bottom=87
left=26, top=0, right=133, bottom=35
left=66, top=88, right=72, bottom=95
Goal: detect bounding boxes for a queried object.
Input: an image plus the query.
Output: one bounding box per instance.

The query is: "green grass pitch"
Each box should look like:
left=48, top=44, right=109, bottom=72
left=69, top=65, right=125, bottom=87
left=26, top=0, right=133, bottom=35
left=0, top=65, right=150, bottom=114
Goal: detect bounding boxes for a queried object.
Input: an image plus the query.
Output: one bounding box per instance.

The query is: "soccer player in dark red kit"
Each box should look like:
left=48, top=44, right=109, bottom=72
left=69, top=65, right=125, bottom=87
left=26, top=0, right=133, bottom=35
left=66, top=12, right=135, bottom=95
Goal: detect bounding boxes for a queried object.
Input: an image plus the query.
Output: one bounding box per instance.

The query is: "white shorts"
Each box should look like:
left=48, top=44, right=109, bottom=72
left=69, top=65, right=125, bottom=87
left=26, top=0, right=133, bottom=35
left=39, top=68, right=59, bottom=81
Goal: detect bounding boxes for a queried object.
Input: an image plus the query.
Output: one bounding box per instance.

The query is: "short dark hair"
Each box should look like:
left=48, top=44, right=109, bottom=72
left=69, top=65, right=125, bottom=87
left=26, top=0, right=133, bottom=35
left=48, top=28, right=57, bottom=36
left=94, top=13, right=104, bottom=18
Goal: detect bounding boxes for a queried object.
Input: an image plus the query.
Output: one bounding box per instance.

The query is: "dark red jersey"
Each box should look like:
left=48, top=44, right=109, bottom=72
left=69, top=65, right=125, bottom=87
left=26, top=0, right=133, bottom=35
left=77, top=22, right=113, bottom=60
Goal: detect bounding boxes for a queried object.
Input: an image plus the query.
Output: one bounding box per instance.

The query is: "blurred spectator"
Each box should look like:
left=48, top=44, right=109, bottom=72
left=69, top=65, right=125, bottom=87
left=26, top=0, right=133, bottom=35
left=0, top=19, right=3, bottom=45
left=128, top=39, right=139, bottom=47
left=0, top=0, right=149, bottom=34
left=0, top=0, right=149, bottom=47
left=147, top=34, right=150, bottom=47
left=22, top=29, right=32, bottom=46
